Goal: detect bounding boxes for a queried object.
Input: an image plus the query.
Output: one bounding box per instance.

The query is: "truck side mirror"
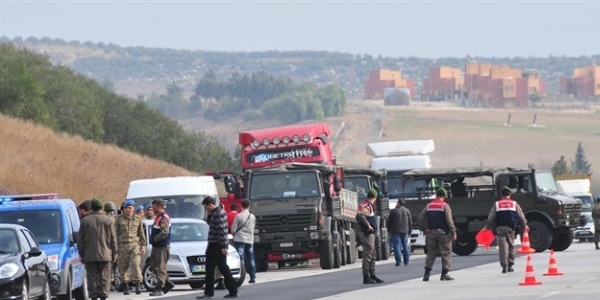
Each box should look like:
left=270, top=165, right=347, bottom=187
left=223, top=176, right=233, bottom=193
left=381, top=180, right=388, bottom=195
left=233, top=181, right=242, bottom=199
left=333, top=175, right=341, bottom=192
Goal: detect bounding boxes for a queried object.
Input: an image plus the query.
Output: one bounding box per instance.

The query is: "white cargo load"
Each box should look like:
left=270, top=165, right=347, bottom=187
left=366, top=140, right=435, bottom=157
left=127, top=176, right=218, bottom=200
left=556, top=179, right=591, bottom=195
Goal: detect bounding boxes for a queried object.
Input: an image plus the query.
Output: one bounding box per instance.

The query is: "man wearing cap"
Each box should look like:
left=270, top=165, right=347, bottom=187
left=103, top=201, right=118, bottom=290
left=148, top=198, right=175, bottom=296
left=356, top=189, right=384, bottom=284
left=145, top=203, right=156, bottom=220
left=197, top=196, right=238, bottom=299
left=135, top=205, right=145, bottom=218
left=78, top=198, right=117, bottom=300
left=115, top=200, right=147, bottom=295
left=78, top=199, right=93, bottom=219
left=419, top=187, right=456, bottom=281
left=484, top=186, right=528, bottom=273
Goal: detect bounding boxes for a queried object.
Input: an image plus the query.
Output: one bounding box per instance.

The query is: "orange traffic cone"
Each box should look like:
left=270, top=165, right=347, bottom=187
left=543, top=249, right=563, bottom=276
left=517, top=228, right=536, bottom=254
left=519, top=255, right=542, bottom=286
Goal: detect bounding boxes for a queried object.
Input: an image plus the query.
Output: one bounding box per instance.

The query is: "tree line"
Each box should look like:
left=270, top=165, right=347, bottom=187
left=0, top=43, right=236, bottom=172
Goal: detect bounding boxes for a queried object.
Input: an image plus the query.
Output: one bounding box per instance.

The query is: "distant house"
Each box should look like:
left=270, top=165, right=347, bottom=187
left=560, top=63, right=600, bottom=100
left=364, top=69, right=415, bottom=100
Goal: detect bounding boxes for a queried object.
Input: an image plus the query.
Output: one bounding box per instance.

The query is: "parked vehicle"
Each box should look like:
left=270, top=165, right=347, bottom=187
left=574, top=213, right=595, bottom=242
left=140, top=218, right=245, bottom=291
left=126, top=176, right=219, bottom=220
left=402, top=167, right=586, bottom=254
left=0, top=223, right=51, bottom=300
left=0, top=194, right=88, bottom=300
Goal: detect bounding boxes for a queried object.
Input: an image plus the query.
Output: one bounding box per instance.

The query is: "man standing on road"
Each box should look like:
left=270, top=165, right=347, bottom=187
left=197, top=196, right=238, bottom=299
left=115, top=200, right=147, bottom=295
left=78, top=199, right=92, bottom=219
left=592, top=198, right=600, bottom=250
left=387, top=198, right=412, bottom=266
left=78, top=198, right=117, bottom=300
left=232, top=200, right=257, bottom=284
left=419, top=187, right=456, bottom=281
left=148, top=198, right=175, bottom=296
left=356, top=189, right=384, bottom=284
left=104, top=201, right=119, bottom=291
left=484, top=186, right=528, bottom=273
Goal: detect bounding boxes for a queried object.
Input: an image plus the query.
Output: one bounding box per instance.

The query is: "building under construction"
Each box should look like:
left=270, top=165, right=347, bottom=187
left=560, top=62, right=600, bottom=100
left=363, top=69, right=415, bottom=100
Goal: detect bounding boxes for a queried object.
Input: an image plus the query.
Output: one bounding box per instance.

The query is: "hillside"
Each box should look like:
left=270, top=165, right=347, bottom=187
left=183, top=100, right=600, bottom=196
left=0, top=114, right=196, bottom=203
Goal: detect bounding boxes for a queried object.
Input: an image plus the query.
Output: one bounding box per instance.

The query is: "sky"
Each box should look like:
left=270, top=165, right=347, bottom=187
left=1, top=0, right=598, bottom=58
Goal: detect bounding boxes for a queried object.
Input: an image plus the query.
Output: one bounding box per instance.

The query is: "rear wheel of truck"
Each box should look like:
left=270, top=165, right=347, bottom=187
left=347, top=228, right=357, bottom=264
left=255, top=246, right=269, bottom=272
left=333, top=233, right=342, bottom=269
left=380, top=232, right=390, bottom=260
left=319, top=235, right=334, bottom=270
left=528, top=221, right=553, bottom=252
left=374, top=234, right=382, bottom=261
left=550, top=232, right=574, bottom=251
left=453, top=235, right=478, bottom=256
left=339, top=232, right=347, bottom=266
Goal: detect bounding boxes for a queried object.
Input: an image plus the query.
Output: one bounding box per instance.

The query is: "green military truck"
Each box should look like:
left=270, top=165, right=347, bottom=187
left=244, top=163, right=359, bottom=270
left=402, top=167, right=585, bottom=255
left=344, top=168, right=390, bottom=261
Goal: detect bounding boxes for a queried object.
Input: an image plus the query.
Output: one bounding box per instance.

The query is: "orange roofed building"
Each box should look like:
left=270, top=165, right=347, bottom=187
left=422, top=66, right=464, bottom=101
left=364, top=69, right=415, bottom=99
left=560, top=63, right=600, bottom=99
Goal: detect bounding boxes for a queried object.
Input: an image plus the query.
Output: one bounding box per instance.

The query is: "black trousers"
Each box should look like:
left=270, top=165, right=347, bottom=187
left=203, top=243, right=238, bottom=296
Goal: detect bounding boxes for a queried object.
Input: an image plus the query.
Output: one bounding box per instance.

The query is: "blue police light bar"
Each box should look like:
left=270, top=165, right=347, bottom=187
left=0, top=193, right=59, bottom=202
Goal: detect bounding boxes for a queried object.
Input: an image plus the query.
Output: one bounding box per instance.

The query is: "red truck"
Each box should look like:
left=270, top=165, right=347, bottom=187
left=234, top=123, right=359, bottom=271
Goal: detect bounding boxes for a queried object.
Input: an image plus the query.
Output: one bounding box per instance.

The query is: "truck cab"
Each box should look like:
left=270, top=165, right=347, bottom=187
left=0, top=194, right=88, bottom=300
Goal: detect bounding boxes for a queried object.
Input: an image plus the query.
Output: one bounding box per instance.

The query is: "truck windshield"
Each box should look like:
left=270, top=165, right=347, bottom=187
left=345, top=176, right=369, bottom=199
left=387, top=176, right=430, bottom=199
left=0, top=210, right=63, bottom=244
left=250, top=172, right=320, bottom=200
left=535, top=172, right=558, bottom=193
left=129, top=195, right=206, bottom=219
left=575, top=195, right=594, bottom=211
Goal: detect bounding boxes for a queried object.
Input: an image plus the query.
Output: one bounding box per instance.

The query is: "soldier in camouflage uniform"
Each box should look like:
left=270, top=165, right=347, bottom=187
left=104, top=201, right=118, bottom=291
left=115, top=200, right=146, bottom=295
left=592, top=198, right=600, bottom=250
left=145, top=203, right=156, bottom=220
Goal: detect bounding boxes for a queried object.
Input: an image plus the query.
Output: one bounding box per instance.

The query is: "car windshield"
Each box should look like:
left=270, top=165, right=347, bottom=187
left=0, top=229, right=19, bottom=253
left=250, top=171, right=320, bottom=200
left=148, top=222, right=208, bottom=242
left=0, top=210, right=63, bottom=244
left=129, top=195, right=206, bottom=219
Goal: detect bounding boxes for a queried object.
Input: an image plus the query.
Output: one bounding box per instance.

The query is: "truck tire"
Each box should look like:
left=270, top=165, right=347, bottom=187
left=550, top=232, right=574, bottom=252
left=235, top=262, right=246, bottom=287
left=453, top=235, right=478, bottom=256
left=380, top=230, right=390, bottom=260
left=528, top=221, right=553, bottom=252
left=319, top=235, right=334, bottom=270
left=347, top=228, right=357, bottom=264
left=333, top=233, right=342, bottom=269
left=255, top=246, right=269, bottom=273
left=340, top=232, right=347, bottom=266
left=374, top=234, right=382, bottom=261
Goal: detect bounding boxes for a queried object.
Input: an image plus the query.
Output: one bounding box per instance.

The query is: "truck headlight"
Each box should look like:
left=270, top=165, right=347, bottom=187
left=0, top=263, right=18, bottom=279
left=310, top=232, right=319, bottom=239
left=47, top=255, right=59, bottom=270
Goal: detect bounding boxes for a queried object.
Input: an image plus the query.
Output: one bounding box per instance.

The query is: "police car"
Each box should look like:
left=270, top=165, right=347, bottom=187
left=0, top=194, right=88, bottom=300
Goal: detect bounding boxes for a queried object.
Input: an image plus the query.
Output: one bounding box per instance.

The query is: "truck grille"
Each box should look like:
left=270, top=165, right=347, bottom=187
left=564, top=203, right=582, bottom=215
left=256, top=209, right=314, bottom=232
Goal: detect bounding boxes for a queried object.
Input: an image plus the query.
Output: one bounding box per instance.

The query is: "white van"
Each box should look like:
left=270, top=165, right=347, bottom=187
left=126, top=176, right=219, bottom=220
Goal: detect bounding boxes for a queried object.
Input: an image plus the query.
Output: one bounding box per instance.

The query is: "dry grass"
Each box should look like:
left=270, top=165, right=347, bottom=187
left=0, top=114, right=196, bottom=204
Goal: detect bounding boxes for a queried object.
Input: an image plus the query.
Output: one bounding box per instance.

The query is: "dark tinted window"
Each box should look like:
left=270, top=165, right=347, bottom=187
left=0, top=229, right=20, bottom=253
left=22, top=229, right=39, bottom=249
left=129, top=195, right=206, bottom=219
left=0, top=210, right=64, bottom=244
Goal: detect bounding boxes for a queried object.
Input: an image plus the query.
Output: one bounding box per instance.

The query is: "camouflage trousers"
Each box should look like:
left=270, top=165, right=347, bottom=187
left=425, top=229, right=452, bottom=271
left=118, top=244, right=142, bottom=283
left=358, top=231, right=376, bottom=276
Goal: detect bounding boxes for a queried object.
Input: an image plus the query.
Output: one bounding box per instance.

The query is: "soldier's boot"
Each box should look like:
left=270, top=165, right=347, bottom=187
left=440, top=269, right=454, bottom=281
left=507, top=264, right=514, bottom=272
left=502, top=266, right=507, bottom=273
left=363, top=274, right=376, bottom=284
left=162, top=280, right=175, bottom=294
left=422, top=268, right=431, bottom=281
left=149, top=290, right=163, bottom=297
left=369, top=274, right=384, bottom=284
left=215, top=279, right=225, bottom=290
left=122, top=283, right=130, bottom=295
left=134, top=282, right=142, bottom=295
left=595, top=242, right=599, bottom=250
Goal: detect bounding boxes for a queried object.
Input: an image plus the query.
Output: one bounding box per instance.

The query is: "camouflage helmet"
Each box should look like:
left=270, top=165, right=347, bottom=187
left=104, top=201, right=117, bottom=212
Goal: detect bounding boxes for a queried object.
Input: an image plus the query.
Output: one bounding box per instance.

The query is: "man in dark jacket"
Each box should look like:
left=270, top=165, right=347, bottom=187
left=148, top=198, right=175, bottom=296
left=78, top=198, right=117, bottom=300
left=196, top=196, right=238, bottom=299
left=387, top=198, right=412, bottom=266
left=356, top=189, right=384, bottom=284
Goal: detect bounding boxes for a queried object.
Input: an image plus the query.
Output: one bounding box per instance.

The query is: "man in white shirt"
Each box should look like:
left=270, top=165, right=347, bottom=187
left=231, top=200, right=257, bottom=283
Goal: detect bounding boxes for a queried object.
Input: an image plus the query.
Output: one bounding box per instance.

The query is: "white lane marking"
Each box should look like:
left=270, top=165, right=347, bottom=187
left=538, top=291, right=562, bottom=299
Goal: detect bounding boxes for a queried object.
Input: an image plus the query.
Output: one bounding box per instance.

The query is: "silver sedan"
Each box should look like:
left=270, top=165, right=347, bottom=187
left=140, top=218, right=245, bottom=290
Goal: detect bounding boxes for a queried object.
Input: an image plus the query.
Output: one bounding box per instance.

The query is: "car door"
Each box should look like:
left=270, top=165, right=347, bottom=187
left=20, top=229, right=45, bottom=296
left=66, top=206, right=85, bottom=290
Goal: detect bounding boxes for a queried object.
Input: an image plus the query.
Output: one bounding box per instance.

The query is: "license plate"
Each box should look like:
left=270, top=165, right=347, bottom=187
left=191, top=265, right=206, bottom=273
left=280, top=242, right=293, bottom=247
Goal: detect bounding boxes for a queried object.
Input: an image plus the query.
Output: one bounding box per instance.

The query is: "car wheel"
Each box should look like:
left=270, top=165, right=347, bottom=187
left=38, top=279, right=51, bottom=300
left=142, top=264, right=157, bottom=291
left=22, top=281, right=29, bottom=300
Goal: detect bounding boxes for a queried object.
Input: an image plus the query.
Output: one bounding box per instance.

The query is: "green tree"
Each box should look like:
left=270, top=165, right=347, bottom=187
left=571, top=142, right=591, bottom=174
left=551, top=156, right=569, bottom=175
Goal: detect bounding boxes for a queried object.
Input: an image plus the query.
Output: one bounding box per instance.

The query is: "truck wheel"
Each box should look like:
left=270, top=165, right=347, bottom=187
left=380, top=232, right=390, bottom=260
left=255, top=246, right=269, bottom=273
left=340, top=233, right=347, bottom=266
left=528, top=221, right=553, bottom=252
left=319, top=235, right=334, bottom=270
left=374, top=234, right=382, bottom=261
left=453, top=235, right=478, bottom=256
left=550, top=232, right=574, bottom=251
left=333, top=234, right=342, bottom=269
left=347, top=228, right=357, bottom=264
